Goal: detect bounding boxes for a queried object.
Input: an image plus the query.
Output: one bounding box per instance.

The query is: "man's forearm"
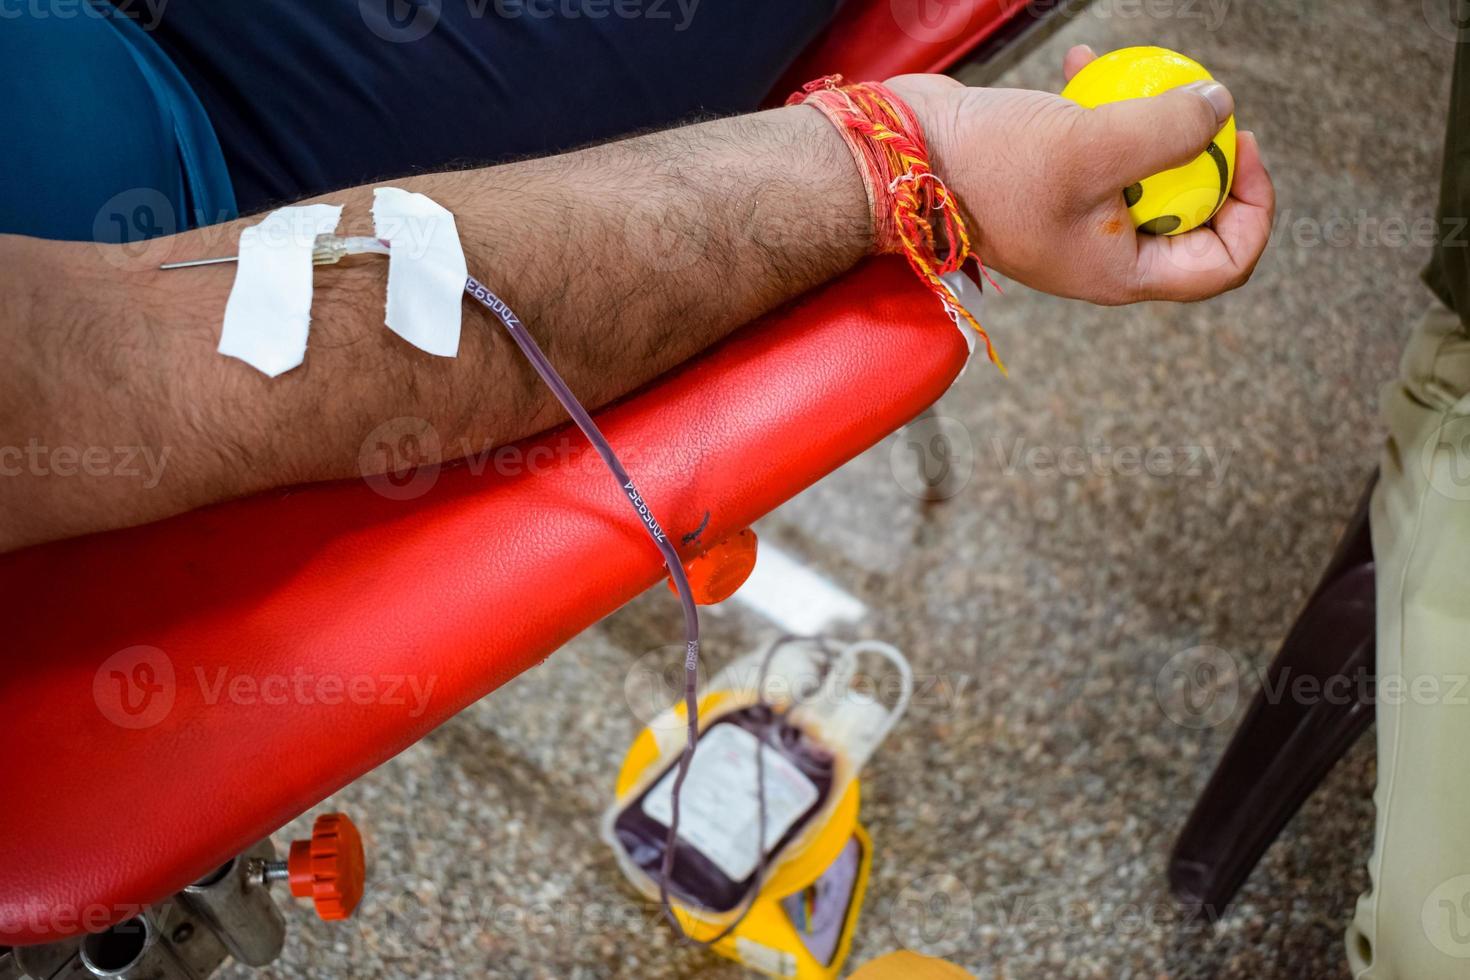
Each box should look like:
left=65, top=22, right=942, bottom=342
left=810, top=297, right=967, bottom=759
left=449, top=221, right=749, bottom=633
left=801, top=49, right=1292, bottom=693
left=0, top=105, right=870, bottom=550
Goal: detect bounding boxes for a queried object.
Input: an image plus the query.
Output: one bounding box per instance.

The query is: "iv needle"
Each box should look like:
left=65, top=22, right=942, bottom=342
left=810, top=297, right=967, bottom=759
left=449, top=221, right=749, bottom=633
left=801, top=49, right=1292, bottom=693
left=157, top=235, right=392, bottom=271
left=159, top=255, right=239, bottom=270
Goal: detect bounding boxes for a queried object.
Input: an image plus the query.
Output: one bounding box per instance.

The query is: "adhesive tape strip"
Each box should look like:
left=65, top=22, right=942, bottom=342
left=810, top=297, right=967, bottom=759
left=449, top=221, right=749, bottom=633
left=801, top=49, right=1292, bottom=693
left=217, top=204, right=343, bottom=377
left=373, top=187, right=468, bottom=358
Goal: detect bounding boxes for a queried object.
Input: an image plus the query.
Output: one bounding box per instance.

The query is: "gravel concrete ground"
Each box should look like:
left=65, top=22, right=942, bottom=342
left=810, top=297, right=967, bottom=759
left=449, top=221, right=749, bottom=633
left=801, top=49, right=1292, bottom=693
left=231, top=1, right=1455, bottom=976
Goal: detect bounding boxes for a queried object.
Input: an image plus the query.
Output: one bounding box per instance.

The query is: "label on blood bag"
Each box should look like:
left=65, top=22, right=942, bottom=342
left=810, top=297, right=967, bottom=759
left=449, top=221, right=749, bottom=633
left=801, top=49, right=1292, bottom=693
left=642, top=722, right=820, bottom=882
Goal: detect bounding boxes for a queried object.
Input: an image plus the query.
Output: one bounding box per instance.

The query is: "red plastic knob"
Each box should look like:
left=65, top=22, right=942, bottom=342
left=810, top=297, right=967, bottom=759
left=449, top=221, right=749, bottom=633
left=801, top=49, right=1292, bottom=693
left=287, top=812, right=365, bottom=921
left=668, top=527, right=758, bottom=605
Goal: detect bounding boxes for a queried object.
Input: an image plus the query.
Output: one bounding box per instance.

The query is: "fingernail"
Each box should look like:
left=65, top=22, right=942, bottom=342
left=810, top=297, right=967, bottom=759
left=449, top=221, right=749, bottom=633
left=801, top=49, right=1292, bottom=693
left=1185, top=80, right=1234, bottom=126
left=1240, top=129, right=1266, bottom=168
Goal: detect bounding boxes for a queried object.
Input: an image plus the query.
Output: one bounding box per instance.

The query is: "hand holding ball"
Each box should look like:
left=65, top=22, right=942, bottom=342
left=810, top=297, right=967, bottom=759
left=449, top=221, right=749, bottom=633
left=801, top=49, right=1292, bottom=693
left=1061, top=46, right=1236, bottom=236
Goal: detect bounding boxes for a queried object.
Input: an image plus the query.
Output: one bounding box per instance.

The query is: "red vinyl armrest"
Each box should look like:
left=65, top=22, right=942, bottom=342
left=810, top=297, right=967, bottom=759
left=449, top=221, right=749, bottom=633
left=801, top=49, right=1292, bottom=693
left=0, top=258, right=969, bottom=944
left=1, top=0, right=1025, bottom=944
left=770, top=0, right=1028, bottom=99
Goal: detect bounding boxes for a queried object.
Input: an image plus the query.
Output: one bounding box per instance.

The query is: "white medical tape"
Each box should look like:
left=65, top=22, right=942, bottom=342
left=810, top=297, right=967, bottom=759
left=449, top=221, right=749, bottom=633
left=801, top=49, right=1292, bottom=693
left=373, top=187, right=468, bottom=358
left=217, top=204, right=343, bottom=377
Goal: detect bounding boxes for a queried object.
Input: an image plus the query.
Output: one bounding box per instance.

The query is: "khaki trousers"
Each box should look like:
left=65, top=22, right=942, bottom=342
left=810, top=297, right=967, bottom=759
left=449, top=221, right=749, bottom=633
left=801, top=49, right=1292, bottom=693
left=1347, top=299, right=1470, bottom=977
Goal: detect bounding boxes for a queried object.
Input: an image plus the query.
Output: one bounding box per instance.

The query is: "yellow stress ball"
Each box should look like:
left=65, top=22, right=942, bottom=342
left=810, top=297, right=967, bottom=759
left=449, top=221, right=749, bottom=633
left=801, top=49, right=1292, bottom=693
left=1061, top=46, right=1236, bottom=236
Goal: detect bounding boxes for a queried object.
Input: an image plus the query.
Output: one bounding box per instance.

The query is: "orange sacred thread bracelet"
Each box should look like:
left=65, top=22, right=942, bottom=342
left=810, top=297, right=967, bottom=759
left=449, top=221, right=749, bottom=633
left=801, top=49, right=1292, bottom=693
left=787, top=75, right=1005, bottom=374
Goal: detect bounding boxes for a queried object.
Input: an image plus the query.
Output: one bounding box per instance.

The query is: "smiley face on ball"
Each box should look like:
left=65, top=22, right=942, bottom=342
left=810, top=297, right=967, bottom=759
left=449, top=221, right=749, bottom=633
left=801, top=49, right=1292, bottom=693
left=1061, top=46, right=1236, bottom=237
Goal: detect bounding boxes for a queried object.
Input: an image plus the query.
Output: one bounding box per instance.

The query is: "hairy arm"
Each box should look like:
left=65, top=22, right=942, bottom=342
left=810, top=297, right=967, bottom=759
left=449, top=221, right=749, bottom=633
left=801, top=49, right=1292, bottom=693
left=0, top=106, right=871, bottom=551
left=0, top=61, right=1274, bottom=552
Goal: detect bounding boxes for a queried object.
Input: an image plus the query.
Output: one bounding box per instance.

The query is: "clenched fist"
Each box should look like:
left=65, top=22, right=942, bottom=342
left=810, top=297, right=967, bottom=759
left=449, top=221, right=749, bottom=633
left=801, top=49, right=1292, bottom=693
left=887, top=45, right=1275, bottom=305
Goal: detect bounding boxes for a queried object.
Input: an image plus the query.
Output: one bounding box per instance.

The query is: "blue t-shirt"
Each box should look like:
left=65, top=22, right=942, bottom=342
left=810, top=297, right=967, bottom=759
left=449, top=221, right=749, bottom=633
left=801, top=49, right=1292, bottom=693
left=0, top=2, right=235, bottom=242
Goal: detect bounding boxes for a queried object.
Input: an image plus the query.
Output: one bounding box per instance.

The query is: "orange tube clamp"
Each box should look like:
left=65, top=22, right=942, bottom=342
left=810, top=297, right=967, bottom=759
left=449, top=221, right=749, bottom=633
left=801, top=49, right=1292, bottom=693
left=668, top=527, right=758, bottom=605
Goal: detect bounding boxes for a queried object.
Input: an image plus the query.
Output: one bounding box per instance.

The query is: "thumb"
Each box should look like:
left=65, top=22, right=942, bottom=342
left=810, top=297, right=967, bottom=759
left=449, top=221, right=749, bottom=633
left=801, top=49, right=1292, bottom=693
left=1083, top=80, right=1234, bottom=186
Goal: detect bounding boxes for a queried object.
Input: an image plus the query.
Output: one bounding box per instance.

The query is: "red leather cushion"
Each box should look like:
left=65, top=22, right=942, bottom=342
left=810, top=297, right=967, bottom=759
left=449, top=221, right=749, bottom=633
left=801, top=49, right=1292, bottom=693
left=770, top=0, right=1023, bottom=99
left=0, top=259, right=968, bottom=944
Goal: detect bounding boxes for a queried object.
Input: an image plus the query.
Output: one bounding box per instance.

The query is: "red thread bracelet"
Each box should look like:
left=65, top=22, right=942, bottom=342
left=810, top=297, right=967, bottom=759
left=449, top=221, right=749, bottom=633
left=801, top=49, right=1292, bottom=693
left=788, top=75, right=1005, bottom=374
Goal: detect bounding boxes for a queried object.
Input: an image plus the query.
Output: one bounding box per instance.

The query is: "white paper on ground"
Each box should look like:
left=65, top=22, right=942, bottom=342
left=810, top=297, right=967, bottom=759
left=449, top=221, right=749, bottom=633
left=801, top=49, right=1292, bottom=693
left=373, top=187, right=468, bottom=357
left=217, top=204, right=343, bottom=377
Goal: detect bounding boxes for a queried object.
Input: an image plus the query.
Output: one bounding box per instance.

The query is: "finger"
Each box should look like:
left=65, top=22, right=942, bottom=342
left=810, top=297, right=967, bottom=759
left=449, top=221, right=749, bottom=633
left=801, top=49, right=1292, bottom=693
left=1082, top=81, right=1235, bottom=187
left=1131, top=154, right=1272, bottom=302
left=1225, top=130, right=1273, bottom=213
left=1132, top=230, right=1238, bottom=302
left=1202, top=130, right=1274, bottom=277
left=1063, top=45, right=1097, bottom=82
